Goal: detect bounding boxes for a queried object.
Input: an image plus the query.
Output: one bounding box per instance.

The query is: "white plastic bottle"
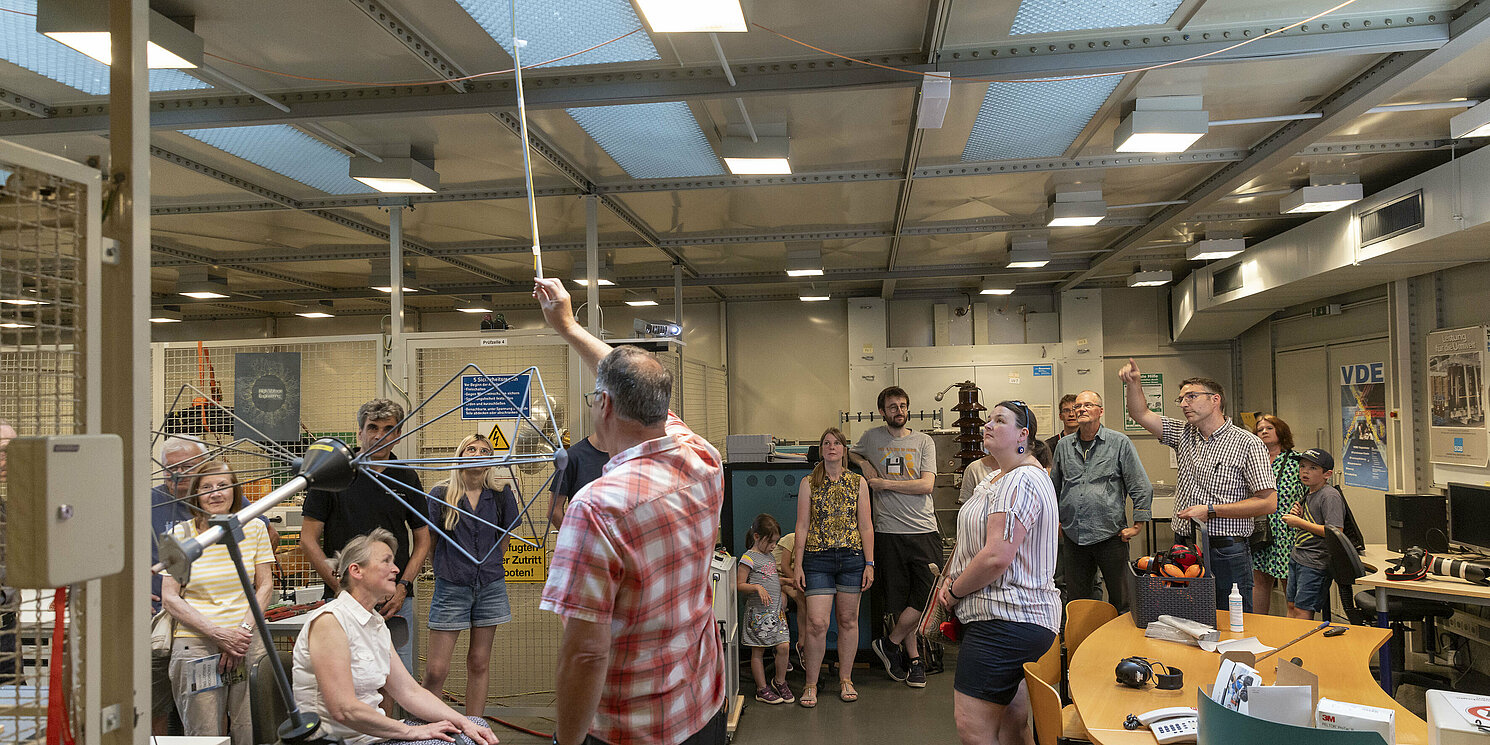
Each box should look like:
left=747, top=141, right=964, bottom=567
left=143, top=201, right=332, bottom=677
left=1229, top=583, right=1244, bottom=632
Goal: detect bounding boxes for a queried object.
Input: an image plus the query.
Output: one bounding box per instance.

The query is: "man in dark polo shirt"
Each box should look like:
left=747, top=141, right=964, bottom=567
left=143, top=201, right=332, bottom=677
left=547, top=435, right=608, bottom=530
left=300, top=398, right=430, bottom=672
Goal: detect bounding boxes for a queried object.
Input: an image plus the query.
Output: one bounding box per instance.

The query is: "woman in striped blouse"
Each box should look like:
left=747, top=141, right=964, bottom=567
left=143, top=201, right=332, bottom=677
left=160, top=460, right=274, bottom=745
left=939, top=401, right=1061, bottom=745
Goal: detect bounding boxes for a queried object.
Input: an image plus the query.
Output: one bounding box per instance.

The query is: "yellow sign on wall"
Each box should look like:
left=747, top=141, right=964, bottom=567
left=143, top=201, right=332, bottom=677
left=503, top=538, right=547, bottom=582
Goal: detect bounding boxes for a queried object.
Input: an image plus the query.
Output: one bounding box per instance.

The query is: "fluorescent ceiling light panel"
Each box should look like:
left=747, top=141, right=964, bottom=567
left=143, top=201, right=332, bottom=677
left=979, top=278, right=1015, bottom=295
left=625, top=290, right=660, bottom=307
left=350, top=157, right=439, bottom=194
left=37, top=0, right=203, bottom=68
left=1046, top=188, right=1106, bottom=227
left=372, top=286, right=418, bottom=293
left=1010, top=0, right=1184, bottom=35
left=1114, top=97, right=1208, bottom=153
left=1127, top=269, right=1173, bottom=287
left=917, top=72, right=952, bottom=129
left=177, top=268, right=229, bottom=299
left=295, top=312, right=334, bottom=318
left=180, top=125, right=372, bottom=195
left=0, top=0, right=210, bottom=94
left=0, top=322, right=35, bottom=329
left=719, top=136, right=790, bottom=175
left=1279, top=182, right=1363, bottom=213
left=572, top=256, right=615, bottom=286
left=568, top=102, right=725, bottom=179
left=370, top=261, right=417, bottom=292
left=1450, top=99, right=1490, bottom=138
left=1186, top=237, right=1245, bottom=261
left=455, top=299, right=493, bottom=313
left=1006, top=235, right=1050, bottom=268
left=799, top=289, right=830, bottom=302
left=150, top=305, right=183, bottom=323
left=963, top=76, right=1120, bottom=161
left=785, top=243, right=824, bottom=277
left=0, top=297, right=47, bottom=306
left=635, top=0, right=746, bottom=32
left=454, top=0, right=658, bottom=67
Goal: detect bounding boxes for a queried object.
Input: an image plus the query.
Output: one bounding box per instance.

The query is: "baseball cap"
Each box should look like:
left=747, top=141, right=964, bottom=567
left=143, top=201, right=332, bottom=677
left=1298, top=448, right=1334, bottom=471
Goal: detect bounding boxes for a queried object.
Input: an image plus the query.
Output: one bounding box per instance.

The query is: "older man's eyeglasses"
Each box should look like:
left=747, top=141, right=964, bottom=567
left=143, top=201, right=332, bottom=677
left=584, top=389, right=608, bottom=408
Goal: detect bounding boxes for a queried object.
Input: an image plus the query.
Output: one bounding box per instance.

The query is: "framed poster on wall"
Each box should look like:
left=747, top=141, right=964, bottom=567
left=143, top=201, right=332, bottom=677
left=1427, top=325, right=1488, bottom=467
left=1124, top=373, right=1163, bottom=432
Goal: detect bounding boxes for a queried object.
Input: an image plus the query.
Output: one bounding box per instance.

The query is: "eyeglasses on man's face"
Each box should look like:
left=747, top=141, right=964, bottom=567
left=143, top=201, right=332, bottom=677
left=1072, top=402, right=1101, bottom=410
left=584, top=389, right=608, bottom=408
left=1174, top=391, right=1218, bottom=405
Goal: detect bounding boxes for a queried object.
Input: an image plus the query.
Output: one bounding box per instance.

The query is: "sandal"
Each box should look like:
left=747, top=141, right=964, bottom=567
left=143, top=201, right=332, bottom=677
left=799, top=684, right=818, bottom=708
left=839, top=680, right=858, bottom=702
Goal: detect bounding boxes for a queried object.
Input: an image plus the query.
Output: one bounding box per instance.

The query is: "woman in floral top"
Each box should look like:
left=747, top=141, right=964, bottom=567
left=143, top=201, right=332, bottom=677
left=792, top=427, right=874, bottom=707
left=1252, top=415, right=1306, bottom=614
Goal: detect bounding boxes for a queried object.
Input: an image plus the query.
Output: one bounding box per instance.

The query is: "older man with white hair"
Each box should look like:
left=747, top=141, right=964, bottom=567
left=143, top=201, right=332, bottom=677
left=151, top=435, right=209, bottom=735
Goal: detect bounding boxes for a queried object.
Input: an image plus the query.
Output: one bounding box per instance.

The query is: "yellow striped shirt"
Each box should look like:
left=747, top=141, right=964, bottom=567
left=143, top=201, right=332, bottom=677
left=166, top=518, right=275, bottom=637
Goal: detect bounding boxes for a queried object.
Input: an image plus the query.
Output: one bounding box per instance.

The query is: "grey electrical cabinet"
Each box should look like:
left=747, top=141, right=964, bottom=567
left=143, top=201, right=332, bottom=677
left=5, top=435, right=124, bottom=587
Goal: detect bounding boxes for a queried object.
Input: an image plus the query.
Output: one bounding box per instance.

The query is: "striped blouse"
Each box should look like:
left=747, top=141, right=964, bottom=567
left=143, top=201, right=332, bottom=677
left=165, top=518, right=275, bottom=637
left=947, top=464, right=1060, bottom=634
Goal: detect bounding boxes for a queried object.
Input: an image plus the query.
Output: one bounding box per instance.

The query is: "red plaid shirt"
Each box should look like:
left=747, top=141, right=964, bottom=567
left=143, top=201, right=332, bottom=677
left=540, top=413, right=725, bottom=745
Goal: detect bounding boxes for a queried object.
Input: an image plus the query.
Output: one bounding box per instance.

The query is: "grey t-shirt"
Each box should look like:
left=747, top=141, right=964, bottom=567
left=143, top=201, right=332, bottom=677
left=852, top=426, right=938, bottom=534
left=1291, top=484, right=1346, bottom=570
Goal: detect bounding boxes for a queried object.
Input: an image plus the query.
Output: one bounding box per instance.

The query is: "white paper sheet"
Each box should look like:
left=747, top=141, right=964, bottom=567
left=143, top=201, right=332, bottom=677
left=1198, top=636, right=1274, bottom=655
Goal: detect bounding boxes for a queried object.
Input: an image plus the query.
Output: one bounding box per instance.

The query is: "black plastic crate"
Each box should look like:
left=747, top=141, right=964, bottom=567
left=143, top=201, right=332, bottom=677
left=1126, top=564, right=1217, bottom=628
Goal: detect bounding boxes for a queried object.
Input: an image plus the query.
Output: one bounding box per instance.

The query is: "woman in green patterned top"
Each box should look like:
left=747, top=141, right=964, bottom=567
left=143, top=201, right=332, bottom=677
left=1252, top=415, right=1306, bottom=614
left=792, top=427, right=874, bottom=707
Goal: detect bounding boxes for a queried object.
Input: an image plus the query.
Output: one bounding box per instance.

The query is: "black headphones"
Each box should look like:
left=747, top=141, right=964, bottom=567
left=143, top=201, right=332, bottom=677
left=1115, top=656, right=1183, bottom=690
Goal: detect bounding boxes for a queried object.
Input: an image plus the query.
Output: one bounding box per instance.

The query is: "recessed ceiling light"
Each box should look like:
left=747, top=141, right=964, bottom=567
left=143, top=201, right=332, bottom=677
left=634, top=0, right=747, bottom=33
left=371, top=286, right=418, bottom=293
left=295, top=312, right=334, bottom=318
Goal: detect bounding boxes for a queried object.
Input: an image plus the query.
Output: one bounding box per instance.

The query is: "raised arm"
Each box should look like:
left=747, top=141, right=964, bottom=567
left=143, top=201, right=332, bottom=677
left=1119, top=358, right=1162, bottom=437
left=534, top=278, right=611, bottom=374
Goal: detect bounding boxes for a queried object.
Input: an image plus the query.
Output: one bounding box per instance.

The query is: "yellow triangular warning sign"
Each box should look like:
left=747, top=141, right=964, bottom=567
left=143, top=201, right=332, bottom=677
left=488, top=422, right=511, bottom=451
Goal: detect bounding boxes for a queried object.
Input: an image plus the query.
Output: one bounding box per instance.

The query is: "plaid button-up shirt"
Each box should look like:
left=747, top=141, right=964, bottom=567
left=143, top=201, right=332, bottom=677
left=540, top=413, right=725, bottom=745
left=1160, top=416, right=1276, bottom=537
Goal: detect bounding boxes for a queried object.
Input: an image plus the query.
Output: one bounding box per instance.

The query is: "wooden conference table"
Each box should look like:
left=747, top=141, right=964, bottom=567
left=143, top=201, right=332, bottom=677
left=1067, top=611, right=1427, bottom=745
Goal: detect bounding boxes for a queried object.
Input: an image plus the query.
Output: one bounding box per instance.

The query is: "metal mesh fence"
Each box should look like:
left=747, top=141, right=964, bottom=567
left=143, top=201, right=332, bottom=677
left=410, top=340, right=569, bottom=707
left=0, top=155, right=89, bottom=743
left=154, top=339, right=380, bottom=597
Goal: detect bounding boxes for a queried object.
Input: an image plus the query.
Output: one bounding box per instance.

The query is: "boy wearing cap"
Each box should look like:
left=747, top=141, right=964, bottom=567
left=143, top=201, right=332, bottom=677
left=1281, top=448, right=1345, bottom=619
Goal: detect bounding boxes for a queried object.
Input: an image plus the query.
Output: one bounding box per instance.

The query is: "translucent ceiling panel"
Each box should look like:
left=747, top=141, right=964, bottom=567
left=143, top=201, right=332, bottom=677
left=0, top=0, right=210, bottom=94
left=567, top=102, right=725, bottom=179
left=179, top=125, right=373, bottom=195
left=1010, top=0, right=1184, bottom=35
left=962, top=76, right=1121, bottom=161
left=452, top=0, right=659, bottom=67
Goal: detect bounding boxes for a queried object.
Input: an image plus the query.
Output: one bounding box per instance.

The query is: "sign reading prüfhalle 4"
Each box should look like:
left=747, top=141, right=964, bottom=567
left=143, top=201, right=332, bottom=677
left=234, top=352, right=301, bottom=443
left=1427, top=326, right=1488, bottom=467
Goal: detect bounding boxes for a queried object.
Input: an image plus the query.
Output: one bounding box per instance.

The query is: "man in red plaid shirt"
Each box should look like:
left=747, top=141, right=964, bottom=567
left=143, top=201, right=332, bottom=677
left=534, top=277, right=726, bottom=745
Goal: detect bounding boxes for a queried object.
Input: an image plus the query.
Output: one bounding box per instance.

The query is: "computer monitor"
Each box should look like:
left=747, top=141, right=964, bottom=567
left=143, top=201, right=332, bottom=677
left=1447, top=483, right=1490, bottom=554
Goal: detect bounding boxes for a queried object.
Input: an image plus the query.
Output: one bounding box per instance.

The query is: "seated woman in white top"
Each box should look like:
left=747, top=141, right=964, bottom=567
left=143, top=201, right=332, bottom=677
left=292, top=528, right=500, bottom=745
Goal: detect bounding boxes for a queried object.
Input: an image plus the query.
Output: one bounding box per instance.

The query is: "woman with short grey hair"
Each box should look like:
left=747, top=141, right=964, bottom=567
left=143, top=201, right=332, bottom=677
left=291, top=529, right=499, bottom=745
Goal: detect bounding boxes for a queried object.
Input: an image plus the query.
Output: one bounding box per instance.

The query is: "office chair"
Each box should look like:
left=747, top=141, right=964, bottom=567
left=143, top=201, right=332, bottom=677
left=1323, top=525, right=1452, bottom=691
left=251, top=650, right=295, bottom=745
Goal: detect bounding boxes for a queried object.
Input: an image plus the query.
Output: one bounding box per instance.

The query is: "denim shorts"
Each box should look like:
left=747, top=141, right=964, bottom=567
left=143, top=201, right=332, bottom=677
left=954, top=619, right=1057, bottom=705
left=1286, top=560, right=1332, bottom=613
left=802, top=548, right=865, bottom=596
left=429, top=577, right=512, bottom=631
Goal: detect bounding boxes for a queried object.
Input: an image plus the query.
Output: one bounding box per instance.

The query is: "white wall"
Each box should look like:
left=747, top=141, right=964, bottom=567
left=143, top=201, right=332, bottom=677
left=726, top=299, right=849, bottom=440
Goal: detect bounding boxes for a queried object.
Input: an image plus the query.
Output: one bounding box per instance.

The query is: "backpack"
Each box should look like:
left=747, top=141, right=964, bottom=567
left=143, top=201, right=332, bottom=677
left=1335, top=484, right=1367, bottom=553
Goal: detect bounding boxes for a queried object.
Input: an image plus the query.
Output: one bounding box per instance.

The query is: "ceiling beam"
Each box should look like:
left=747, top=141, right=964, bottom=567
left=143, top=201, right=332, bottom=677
left=152, top=242, right=336, bottom=292
left=1061, top=0, right=1490, bottom=290
left=0, top=18, right=1449, bottom=137
left=0, top=87, right=49, bottom=118
left=883, top=0, right=955, bottom=299
left=347, top=0, right=470, bottom=94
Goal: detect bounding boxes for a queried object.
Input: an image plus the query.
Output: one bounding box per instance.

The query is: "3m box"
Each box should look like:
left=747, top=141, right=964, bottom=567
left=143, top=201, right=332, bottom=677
left=5, top=435, right=124, bottom=587
left=1316, top=697, right=1394, bottom=744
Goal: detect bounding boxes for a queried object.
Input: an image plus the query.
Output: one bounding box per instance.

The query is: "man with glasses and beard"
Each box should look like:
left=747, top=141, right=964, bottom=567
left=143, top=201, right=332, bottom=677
left=1120, top=361, right=1275, bottom=611
left=849, top=387, right=938, bottom=690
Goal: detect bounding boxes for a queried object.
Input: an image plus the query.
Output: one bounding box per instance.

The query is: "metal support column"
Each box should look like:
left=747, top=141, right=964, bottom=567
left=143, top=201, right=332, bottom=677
left=102, top=0, right=150, bottom=741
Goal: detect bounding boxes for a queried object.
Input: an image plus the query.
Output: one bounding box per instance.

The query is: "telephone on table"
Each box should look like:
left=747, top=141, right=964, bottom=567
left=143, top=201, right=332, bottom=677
left=1124, top=706, right=1198, bottom=744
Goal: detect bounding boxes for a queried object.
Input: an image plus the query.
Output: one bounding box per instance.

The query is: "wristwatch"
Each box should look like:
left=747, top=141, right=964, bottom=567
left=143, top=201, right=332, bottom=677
left=865, top=560, right=875, bottom=567
left=397, top=579, right=414, bottom=594
left=1207, top=504, right=1217, bottom=519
